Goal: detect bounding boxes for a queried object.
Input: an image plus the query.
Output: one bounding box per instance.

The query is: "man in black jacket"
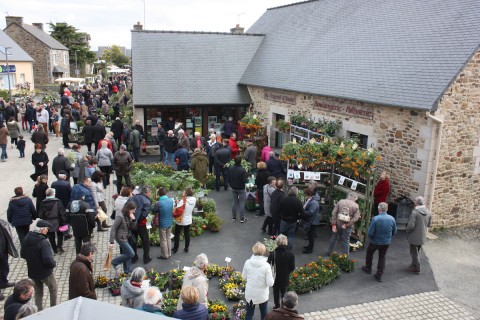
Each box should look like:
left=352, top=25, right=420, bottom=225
left=279, top=187, right=305, bottom=249
left=81, top=120, right=94, bottom=152
left=270, top=179, right=285, bottom=236
left=51, top=148, right=72, bottom=180
left=67, top=188, right=97, bottom=254
left=164, top=130, right=178, bottom=167
left=228, top=155, right=248, bottom=223
left=92, top=120, right=106, bottom=154
left=214, top=139, right=231, bottom=192
left=20, top=220, right=57, bottom=311
left=51, top=171, right=72, bottom=208
left=111, top=117, right=124, bottom=146
left=3, top=279, right=34, bottom=319
left=0, top=219, right=17, bottom=300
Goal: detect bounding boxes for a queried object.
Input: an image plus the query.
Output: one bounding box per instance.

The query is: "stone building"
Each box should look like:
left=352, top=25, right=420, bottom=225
left=0, top=30, right=34, bottom=92
left=4, top=16, right=70, bottom=84
left=131, top=0, right=480, bottom=227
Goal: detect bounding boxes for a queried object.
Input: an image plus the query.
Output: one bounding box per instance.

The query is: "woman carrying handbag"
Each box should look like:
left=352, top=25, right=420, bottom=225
left=172, top=187, right=196, bottom=254
left=109, top=202, right=137, bottom=274
left=268, top=235, right=295, bottom=310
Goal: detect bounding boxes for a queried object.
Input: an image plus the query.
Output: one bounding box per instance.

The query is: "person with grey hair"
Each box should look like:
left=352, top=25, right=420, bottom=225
left=177, top=253, right=209, bottom=310
left=279, top=186, right=305, bottom=249
left=51, top=147, right=72, bottom=180
left=177, top=129, right=189, bottom=149
left=37, top=188, right=67, bottom=254
left=268, top=234, right=295, bottom=309
left=121, top=267, right=146, bottom=308
left=362, top=202, right=397, bottom=282
left=326, top=192, right=361, bottom=257
left=14, top=302, right=37, bottom=319
left=265, top=291, right=304, bottom=319
left=406, top=196, right=431, bottom=274
left=131, top=186, right=152, bottom=264
left=206, top=133, right=219, bottom=173
left=137, top=287, right=163, bottom=314
left=20, top=220, right=57, bottom=311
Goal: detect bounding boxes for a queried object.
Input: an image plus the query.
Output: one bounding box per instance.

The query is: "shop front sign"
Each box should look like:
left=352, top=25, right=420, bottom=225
left=0, top=65, right=16, bottom=73
left=264, top=90, right=296, bottom=105
left=313, top=99, right=373, bottom=120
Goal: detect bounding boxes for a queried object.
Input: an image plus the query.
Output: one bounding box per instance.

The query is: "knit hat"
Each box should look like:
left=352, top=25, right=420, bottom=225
left=36, top=219, right=52, bottom=228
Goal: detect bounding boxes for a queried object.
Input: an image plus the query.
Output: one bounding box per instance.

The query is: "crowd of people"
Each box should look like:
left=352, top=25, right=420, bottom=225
left=0, top=78, right=433, bottom=320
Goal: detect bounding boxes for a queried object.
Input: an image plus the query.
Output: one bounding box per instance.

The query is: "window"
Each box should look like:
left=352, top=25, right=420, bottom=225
left=348, top=131, right=368, bottom=149
left=0, top=74, right=16, bottom=90
left=64, top=52, right=68, bottom=65
left=53, top=53, right=57, bottom=65
left=20, top=73, right=25, bottom=83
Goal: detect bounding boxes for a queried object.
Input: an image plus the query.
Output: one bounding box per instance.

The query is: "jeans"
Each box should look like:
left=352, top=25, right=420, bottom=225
left=47, top=231, right=64, bottom=253
left=32, top=273, right=57, bottom=311
left=305, top=225, right=317, bottom=250
left=159, top=227, right=172, bottom=258
left=113, top=240, right=135, bottom=273
left=165, top=151, right=175, bottom=167
left=116, top=174, right=131, bottom=194
left=28, top=120, right=35, bottom=132
left=215, top=167, right=228, bottom=191
left=272, top=216, right=281, bottom=236
left=365, top=243, right=389, bottom=276
left=132, top=147, right=140, bottom=162
left=262, top=216, right=273, bottom=235
left=10, top=137, right=17, bottom=146
left=245, top=300, right=268, bottom=320
left=99, top=166, right=111, bottom=187
left=132, top=225, right=150, bottom=262
left=279, top=220, right=297, bottom=249
left=158, top=145, right=164, bottom=161
left=19, top=148, right=25, bottom=157
left=231, top=189, right=246, bottom=220
left=273, top=283, right=288, bottom=308
left=74, top=235, right=92, bottom=254
left=410, top=244, right=422, bottom=268
left=173, top=225, right=190, bottom=251
left=0, top=144, right=6, bottom=160
left=15, top=225, right=30, bottom=245
left=327, top=225, right=353, bottom=256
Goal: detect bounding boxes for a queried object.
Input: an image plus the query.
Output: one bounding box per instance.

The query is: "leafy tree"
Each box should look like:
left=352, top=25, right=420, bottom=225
left=101, top=45, right=130, bottom=67
left=48, top=22, right=96, bottom=75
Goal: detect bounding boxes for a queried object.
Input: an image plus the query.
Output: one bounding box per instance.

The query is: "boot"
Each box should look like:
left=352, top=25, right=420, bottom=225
left=406, top=266, right=420, bottom=274
left=97, top=220, right=107, bottom=232
left=102, top=220, right=111, bottom=228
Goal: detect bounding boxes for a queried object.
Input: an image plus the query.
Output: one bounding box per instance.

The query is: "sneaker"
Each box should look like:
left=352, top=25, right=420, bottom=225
left=232, top=217, right=236, bottom=221
left=373, top=273, right=382, bottom=282
left=240, top=218, right=247, bottom=223
left=361, top=266, right=372, bottom=274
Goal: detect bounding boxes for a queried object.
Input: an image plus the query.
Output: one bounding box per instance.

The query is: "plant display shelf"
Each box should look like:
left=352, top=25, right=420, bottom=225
left=289, top=124, right=326, bottom=142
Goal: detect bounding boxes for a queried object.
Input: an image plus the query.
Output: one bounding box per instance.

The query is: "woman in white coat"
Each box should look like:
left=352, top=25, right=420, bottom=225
left=172, top=187, right=196, bottom=253
left=242, top=242, right=275, bottom=320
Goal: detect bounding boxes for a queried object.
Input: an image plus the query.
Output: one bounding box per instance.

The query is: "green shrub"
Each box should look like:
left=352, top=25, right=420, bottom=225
left=202, top=198, right=217, bottom=214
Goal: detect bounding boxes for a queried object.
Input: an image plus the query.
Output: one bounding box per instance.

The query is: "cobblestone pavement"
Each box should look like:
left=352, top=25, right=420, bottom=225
left=303, top=291, right=478, bottom=320
left=0, top=134, right=478, bottom=319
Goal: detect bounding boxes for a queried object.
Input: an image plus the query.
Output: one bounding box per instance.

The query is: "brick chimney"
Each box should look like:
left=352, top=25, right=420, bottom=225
left=133, top=21, right=143, bottom=31
left=230, top=24, right=244, bottom=34
left=6, top=16, right=23, bottom=26
left=32, top=23, right=44, bottom=31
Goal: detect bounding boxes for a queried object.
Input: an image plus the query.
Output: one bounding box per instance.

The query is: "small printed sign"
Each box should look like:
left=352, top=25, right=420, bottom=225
left=314, top=172, right=321, bottom=180
left=303, top=171, right=313, bottom=180
left=183, top=266, right=191, bottom=271
left=225, top=257, right=232, bottom=263
left=287, top=170, right=294, bottom=178
left=338, top=176, right=346, bottom=185
left=351, top=181, right=358, bottom=190
left=294, top=171, right=301, bottom=179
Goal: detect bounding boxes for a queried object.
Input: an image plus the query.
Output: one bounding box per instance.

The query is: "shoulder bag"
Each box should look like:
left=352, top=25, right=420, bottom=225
left=338, top=206, right=351, bottom=223
left=173, top=196, right=187, bottom=223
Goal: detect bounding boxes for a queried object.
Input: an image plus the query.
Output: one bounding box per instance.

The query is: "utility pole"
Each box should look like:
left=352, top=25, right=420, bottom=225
left=0, top=46, right=12, bottom=101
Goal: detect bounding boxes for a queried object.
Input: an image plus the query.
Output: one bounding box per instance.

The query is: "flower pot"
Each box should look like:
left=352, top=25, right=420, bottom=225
left=110, top=288, right=121, bottom=296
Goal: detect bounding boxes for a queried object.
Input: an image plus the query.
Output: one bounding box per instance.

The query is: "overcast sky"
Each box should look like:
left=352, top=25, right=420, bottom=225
left=1, top=0, right=293, bottom=50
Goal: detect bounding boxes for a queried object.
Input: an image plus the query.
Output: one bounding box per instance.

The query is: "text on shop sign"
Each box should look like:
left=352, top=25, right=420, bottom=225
left=313, top=100, right=373, bottom=120
left=264, top=90, right=296, bottom=105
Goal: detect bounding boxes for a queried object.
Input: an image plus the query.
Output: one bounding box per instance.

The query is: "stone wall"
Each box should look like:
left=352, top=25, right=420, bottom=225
left=433, top=49, right=480, bottom=227
left=50, top=49, right=71, bottom=82
left=247, top=86, right=443, bottom=224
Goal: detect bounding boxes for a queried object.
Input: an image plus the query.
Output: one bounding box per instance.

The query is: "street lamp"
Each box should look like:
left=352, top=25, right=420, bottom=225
left=0, top=46, right=12, bottom=101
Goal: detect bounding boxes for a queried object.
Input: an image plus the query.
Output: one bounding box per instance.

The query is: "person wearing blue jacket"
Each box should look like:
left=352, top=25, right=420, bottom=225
left=362, top=202, right=397, bottom=282
left=152, top=187, right=174, bottom=259
left=174, top=145, right=190, bottom=171
left=7, top=187, right=37, bottom=245
left=302, top=188, right=320, bottom=254
left=132, top=186, right=152, bottom=264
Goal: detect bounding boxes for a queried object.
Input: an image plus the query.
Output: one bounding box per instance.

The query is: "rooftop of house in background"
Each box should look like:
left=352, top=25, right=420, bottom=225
left=4, top=16, right=68, bottom=50
left=0, top=29, right=33, bottom=61
left=131, top=30, right=264, bottom=106
left=239, top=0, right=480, bottom=111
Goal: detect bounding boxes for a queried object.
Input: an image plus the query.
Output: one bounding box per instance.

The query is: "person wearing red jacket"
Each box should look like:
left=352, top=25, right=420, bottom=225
left=373, top=171, right=390, bottom=216
left=228, top=133, right=239, bottom=159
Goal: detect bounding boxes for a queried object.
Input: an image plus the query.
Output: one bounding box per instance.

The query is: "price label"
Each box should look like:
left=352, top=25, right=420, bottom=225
left=146, top=222, right=152, bottom=229
left=294, top=171, right=301, bottom=179
left=183, top=266, right=191, bottom=271
left=287, top=170, right=294, bottom=178
left=314, top=172, right=321, bottom=180
left=225, top=257, right=232, bottom=263
left=304, top=171, right=313, bottom=180
left=351, top=181, right=358, bottom=190
left=338, top=176, right=346, bottom=185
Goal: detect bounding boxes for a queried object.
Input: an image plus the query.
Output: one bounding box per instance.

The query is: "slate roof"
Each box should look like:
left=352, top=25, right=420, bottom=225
left=22, top=23, right=68, bottom=50
left=240, top=0, right=480, bottom=111
left=131, top=31, right=264, bottom=105
left=0, top=30, right=33, bottom=61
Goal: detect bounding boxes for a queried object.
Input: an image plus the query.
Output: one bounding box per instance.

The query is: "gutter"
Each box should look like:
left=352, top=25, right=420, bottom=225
left=425, top=112, right=444, bottom=212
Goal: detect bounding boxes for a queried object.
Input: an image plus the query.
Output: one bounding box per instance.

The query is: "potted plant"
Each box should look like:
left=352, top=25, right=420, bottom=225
left=107, top=277, right=123, bottom=296
left=274, top=119, right=291, bottom=132
left=205, top=212, right=224, bottom=232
